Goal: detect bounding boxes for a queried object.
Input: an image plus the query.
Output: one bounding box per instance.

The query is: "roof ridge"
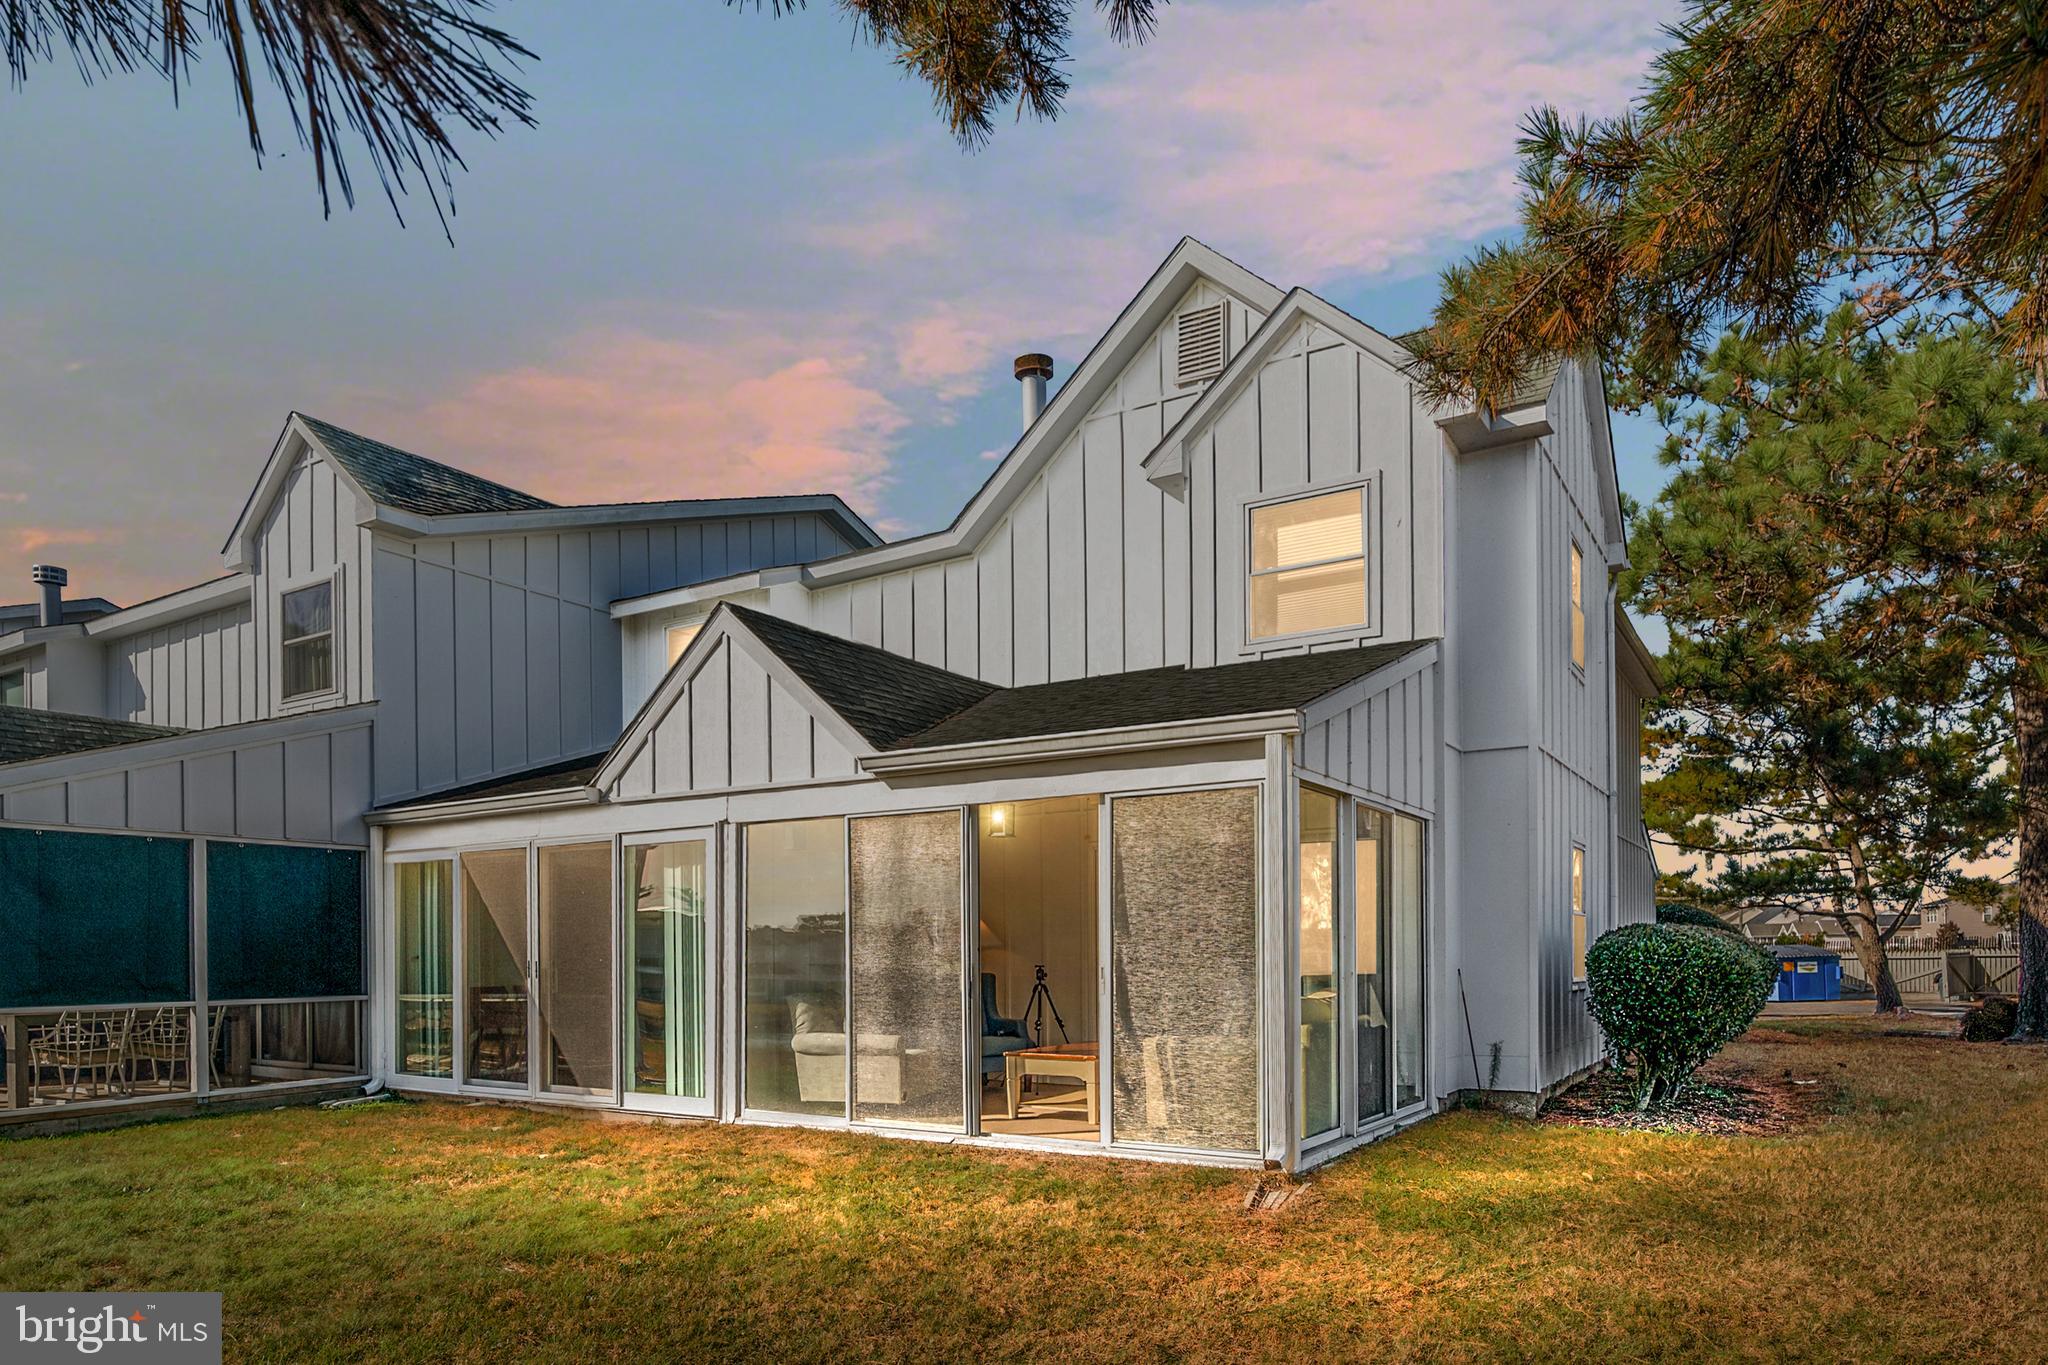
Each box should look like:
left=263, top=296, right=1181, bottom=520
left=294, top=412, right=558, bottom=514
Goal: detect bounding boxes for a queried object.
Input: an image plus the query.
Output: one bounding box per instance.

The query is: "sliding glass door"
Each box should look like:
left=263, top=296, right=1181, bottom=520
left=1109, top=788, right=1261, bottom=1154
left=1355, top=809, right=1390, bottom=1124
left=461, top=849, right=530, bottom=1088
left=624, top=835, right=713, bottom=1112
left=394, top=860, right=454, bottom=1080
left=848, top=810, right=966, bottom=1130
left=538, top=842, right=614, bottom=1097
left=742, top=819, right=847, bottom=1118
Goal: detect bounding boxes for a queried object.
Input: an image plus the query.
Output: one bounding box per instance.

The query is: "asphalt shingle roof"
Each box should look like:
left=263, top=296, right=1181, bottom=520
left=297, top=414, right=556, bottom=518
left=380, top=751, right=608, bottom=810
left=731, top=605, right=1432, bottom=752
left=0, top=708, right=183, bottom=766
left=728, top=606, right=998, bottom=749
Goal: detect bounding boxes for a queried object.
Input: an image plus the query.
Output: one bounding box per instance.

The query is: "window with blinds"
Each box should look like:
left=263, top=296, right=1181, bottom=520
left=1249, top=487, right=1367, bottom=640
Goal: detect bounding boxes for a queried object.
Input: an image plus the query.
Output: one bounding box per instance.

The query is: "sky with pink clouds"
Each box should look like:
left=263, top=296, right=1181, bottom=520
left=0, top=0, right=1678, bottom=611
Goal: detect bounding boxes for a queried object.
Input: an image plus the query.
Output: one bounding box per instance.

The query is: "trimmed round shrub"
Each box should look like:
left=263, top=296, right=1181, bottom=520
left=1585, top=923, right=1777, bottom=1109
left=1655, top=902, right=1740, bottom=935
left=1961, top=996, right=2018, bottom=1043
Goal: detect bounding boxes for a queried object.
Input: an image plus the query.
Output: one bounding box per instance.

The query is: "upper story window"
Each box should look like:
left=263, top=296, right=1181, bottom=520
left=665, top=622, right=702, bottom=670
left=0, top=669, right=23, bottom=707
left=1569, top=542, right=1587, bottom=672
left=280, top=581, right=335, bottom=700
left=1570, top=844, right=1588, bottom=983
left=1249, top=488, right=1366, bottom=641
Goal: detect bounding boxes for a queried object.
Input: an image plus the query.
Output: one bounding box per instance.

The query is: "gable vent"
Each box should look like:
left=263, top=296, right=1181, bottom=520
left=1175, top=301, right=1229, bottom=387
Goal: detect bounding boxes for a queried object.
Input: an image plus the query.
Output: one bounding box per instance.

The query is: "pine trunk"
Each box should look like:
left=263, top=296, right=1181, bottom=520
left=2013, top=671, right=2048, bottom=1039
left=1848, top=912, right=1903, bottom=1013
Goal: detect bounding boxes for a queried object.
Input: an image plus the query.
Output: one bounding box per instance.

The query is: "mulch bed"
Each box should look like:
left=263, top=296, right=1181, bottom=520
left=1538, top=1056, right=1827, bottom=1136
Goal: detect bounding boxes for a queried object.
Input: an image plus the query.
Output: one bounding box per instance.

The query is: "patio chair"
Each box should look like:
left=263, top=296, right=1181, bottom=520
left=27, top=1010, right=134, bottom=1102
left=129, top=1007, right=191, bottom=1090
left=980, top=974, right=1033, bottom=1083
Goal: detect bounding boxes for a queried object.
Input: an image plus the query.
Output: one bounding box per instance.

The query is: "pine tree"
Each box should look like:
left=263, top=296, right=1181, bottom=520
left=1413, top=0, right=2048, bottom=1038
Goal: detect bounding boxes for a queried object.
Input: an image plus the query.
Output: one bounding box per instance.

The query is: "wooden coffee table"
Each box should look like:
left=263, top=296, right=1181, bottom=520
left=1004, top=1043, right=1099, bottom=1127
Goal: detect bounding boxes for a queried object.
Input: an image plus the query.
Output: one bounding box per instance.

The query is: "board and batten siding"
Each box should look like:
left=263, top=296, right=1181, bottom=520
left=1187, top=317, right=1444, bottom=669
left=0, top=709, right=375, bottom=845
left=248, top=444, right=375, bottom=717
left=1533, top=362, right=1622, bottom=1087
left=617, top=283, right=1263, bottom=715
left=606, top=633, right=861, bottom=800
left=1295, top=656, right=1439, bottom=816
left=375, top=512, right=852, bottom=802
left=104, top=601, right=258, bottom=729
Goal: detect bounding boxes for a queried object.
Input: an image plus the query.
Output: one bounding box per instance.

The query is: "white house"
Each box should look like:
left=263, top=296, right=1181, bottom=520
left=0, top=239, right=1659, bottom=1168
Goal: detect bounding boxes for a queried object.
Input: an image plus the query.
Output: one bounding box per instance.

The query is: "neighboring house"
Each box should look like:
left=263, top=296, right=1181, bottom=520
left=1910, top=897, right=2008, bottom=948
left=0, top=238, right=1659, bottom=1170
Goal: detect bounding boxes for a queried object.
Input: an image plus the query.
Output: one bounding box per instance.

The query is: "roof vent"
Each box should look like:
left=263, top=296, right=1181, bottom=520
left=30, top=563, right=67, bottom=628
left=1175, top=301, right=1228, bottom=387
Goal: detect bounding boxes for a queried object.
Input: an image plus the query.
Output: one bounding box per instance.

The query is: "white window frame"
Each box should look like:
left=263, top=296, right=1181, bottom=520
left=276, top=571, right=341, bottom=707
left=1570, top=843, right=1588, bottom=987
left=0, top=667, right=24, bottom=707
left=1568, top=539, right=1587, bottom=679
left=1244, top=480, right=1374, bottom=647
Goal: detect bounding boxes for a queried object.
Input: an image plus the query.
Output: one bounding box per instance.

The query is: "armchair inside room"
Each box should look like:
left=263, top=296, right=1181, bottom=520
left=980, top=973, right=1033, bottom=1082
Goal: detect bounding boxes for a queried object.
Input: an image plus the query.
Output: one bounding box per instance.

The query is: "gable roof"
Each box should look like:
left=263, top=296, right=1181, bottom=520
left=727, top=605, right=998, bottom=749
left=610, top=237, right=1287, bottom=622
left=726, top=605, right=1433, bottom=754
left=296, top=414, right=558, bottom=517
left=0, top=708, right=184, bottom=767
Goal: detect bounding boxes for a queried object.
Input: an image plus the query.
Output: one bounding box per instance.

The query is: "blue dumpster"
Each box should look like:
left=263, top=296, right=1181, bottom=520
left=1770, top=945, right=1842, bottom=1002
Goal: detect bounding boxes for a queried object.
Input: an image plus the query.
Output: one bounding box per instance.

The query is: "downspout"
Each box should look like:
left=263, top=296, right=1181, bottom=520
left=1605, top=576, right=1622, bottom=935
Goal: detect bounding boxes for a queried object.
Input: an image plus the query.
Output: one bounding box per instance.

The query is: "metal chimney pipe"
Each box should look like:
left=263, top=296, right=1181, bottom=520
left=1014, top=353, right=1054, bottom=431
left=31, top=563, right=67, bottom=627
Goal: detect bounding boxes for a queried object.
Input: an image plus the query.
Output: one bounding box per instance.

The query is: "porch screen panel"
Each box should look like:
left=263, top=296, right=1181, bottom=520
left=463, top=849, right=530, bottom=1086
left=848, top=810, right=965, bottom=1129
left=538, top=842, right=614, bottom=1096
left=205, top=842, right=365, bottom=1001
left=1109, top=788, right=1260, bottom=1153
left=0, top=827, right=190, bottom=1008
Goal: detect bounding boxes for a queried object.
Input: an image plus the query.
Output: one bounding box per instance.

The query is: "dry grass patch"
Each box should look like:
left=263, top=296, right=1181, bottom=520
left=1, top=1018, right=2043, bottom=1362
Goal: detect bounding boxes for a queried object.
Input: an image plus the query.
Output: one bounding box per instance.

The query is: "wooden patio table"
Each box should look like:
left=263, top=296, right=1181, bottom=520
left=1003, top=1042, right=1099, bottom=1127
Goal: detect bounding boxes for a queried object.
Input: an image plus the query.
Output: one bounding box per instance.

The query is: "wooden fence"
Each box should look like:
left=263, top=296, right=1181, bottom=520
left=1836, top=949, right=2019, bottom=1001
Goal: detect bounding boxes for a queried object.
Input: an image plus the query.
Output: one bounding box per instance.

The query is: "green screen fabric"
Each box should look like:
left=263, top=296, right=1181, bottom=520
left=0, top=826, right=192, bottom=1009
left=206, top=843, right=365, bottom=1001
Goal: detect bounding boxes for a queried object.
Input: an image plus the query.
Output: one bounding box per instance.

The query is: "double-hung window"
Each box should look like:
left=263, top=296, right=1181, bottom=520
left=280, top=581, right=335, bottom=700
left=1249, top=487, right=1366, bottom=641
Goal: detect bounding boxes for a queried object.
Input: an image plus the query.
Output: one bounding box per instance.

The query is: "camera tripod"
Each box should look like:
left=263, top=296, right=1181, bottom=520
left=1022, top=963, right=1070, bottom=1047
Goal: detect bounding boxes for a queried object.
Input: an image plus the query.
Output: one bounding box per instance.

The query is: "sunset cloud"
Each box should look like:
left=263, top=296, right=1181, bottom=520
left=397, top=325, right=910, bottom=519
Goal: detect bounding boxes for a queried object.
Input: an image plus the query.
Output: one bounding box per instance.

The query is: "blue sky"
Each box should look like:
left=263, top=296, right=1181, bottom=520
left=0, top=0, right=1674, bottom=612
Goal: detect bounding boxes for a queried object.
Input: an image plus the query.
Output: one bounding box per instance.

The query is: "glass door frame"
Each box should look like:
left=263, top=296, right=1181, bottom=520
left=385, top=850, right=460, bottom=1096
left=619, top=826, right=719, bottom=1118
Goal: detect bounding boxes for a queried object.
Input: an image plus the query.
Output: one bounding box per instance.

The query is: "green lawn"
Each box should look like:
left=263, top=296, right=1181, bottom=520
left=3, top=1017, right=2043, bottom=1362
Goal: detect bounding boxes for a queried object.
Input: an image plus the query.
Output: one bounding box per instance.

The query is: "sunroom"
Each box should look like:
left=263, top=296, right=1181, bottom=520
left=369, top=606, right=1439, bottom=1168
